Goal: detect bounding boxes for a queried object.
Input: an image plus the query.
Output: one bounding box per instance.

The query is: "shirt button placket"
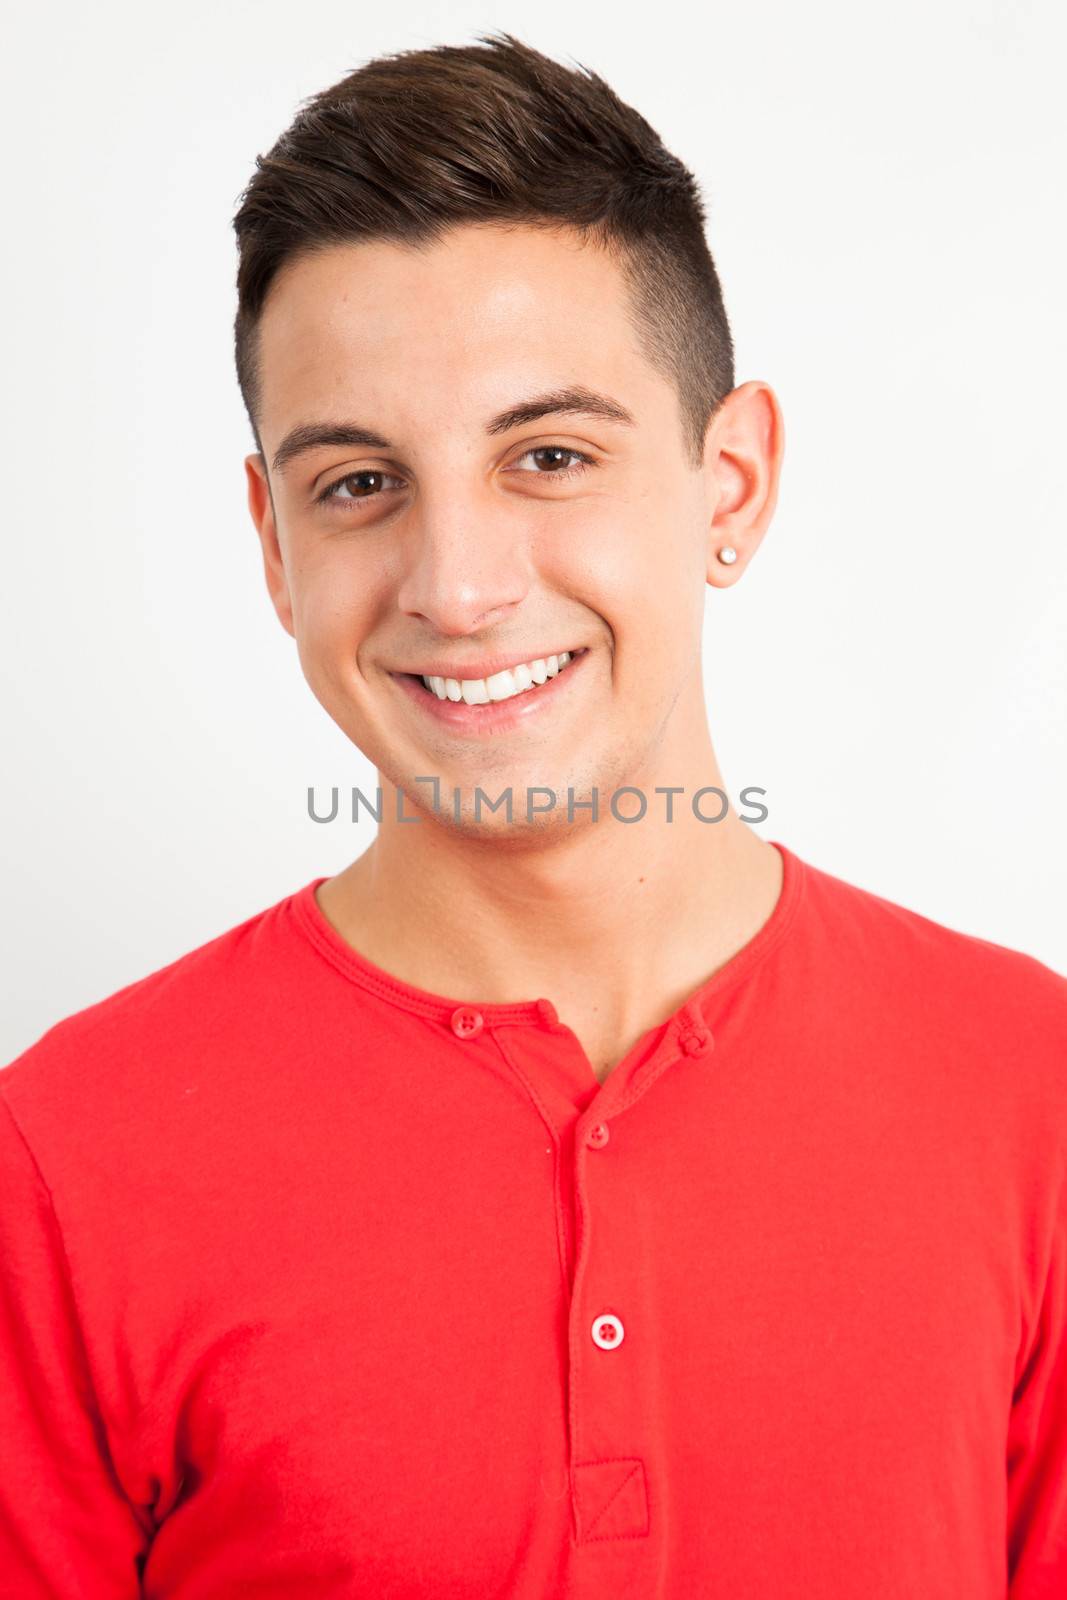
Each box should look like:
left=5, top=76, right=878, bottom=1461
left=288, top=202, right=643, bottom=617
left=586, top=1123, right=621, bottom=1354
left=570, top=1106, right=652, bottom=1550
left=587, top=1125, right=622, bottom=1352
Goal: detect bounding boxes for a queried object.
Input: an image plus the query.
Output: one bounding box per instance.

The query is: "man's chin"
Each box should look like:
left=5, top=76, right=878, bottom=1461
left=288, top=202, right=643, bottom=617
left=387, top=772, right=604, bottom=843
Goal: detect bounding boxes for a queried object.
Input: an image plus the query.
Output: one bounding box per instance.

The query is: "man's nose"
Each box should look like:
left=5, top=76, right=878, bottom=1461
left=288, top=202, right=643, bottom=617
left=395, top=491, right=531, bottom=637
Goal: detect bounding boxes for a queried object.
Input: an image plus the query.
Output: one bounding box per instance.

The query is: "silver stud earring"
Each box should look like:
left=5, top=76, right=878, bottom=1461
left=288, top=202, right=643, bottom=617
left=717, top=546, right=738, bottom=565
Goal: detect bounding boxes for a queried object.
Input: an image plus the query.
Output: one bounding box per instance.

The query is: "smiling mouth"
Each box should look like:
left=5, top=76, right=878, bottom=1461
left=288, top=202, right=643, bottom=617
left=402, top=649, right=586, bottom=706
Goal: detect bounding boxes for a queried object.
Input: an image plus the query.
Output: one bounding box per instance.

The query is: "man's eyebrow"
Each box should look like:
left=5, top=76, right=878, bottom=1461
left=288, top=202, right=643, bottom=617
left=270, top=387, right=635, bottom=476
left=272, top=423, right=391, bottom=476
left=483, top=386, right=636, bottom=436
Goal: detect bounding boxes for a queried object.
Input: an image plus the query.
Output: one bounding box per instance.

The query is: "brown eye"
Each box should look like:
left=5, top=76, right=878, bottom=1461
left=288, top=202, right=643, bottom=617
left=510, top=446, right=595, bottom=476
left=532, top=447, right=574, bottom=471
left=317, top=468, right=404, bottom=507
left=342, top=471, right=383, bottom=496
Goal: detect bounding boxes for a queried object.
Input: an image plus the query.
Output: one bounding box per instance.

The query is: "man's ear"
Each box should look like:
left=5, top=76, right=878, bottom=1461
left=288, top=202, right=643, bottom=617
left=702, top=381, right=785, bottom=585
left=244, top=454, right=295, bottom=637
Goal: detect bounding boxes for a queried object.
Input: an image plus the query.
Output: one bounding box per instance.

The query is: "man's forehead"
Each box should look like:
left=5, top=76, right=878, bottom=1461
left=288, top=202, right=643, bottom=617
left=255, top=227, right=661, bottom=451
left=259, top=224, right=633, bottom=346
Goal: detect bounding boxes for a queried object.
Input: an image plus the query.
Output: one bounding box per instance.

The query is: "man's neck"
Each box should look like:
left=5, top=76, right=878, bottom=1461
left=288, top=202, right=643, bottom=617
left=315, top=741, right=782, bottom=1082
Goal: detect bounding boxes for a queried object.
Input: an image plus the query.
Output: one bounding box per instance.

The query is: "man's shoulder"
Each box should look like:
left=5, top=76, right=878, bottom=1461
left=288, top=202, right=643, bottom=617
left=0, top=880, right=310, bottom=1124
left=794, top=847, right=1067, bottom=1058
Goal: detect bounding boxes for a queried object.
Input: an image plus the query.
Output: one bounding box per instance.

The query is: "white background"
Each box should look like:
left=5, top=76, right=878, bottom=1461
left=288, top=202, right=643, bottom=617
left=2, top=0, right=1064, bottom=1060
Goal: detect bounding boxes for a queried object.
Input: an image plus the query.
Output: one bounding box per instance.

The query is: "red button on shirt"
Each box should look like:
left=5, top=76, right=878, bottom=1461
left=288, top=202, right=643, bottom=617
left=1, top=840, right=1066, bottom=1597
left=586, top=1121, right=610, bottom=1149
left=450, top=1005, right=483, bottom=1039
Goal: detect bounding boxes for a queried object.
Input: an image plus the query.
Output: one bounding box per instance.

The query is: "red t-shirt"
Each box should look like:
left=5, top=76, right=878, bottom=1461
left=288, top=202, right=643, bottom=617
left=1, top=841, right=1065, bottom=1597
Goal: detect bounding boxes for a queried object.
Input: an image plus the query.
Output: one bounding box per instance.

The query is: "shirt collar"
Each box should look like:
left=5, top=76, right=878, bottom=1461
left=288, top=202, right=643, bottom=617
left=288, top=839, right=806, bottom=1037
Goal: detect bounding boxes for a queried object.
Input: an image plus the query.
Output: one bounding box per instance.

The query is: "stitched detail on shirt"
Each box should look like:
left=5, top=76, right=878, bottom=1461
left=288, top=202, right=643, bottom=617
left=490, top=1030, right=572, bottom=1293
left=574, top=1456, right=650, bottom=1541
left=291, top=883, right=549, bottom=1026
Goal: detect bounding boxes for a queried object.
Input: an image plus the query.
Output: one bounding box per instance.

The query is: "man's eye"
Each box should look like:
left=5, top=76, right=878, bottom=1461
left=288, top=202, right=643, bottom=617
left=511, top=446, right=594, bottom=476
left=315, top=469, right=404, bottom=508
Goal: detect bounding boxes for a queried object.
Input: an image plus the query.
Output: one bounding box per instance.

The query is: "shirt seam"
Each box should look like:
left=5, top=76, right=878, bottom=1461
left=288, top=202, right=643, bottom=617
left=684, top=839, right=807, bottom=1008
left=490, top=1030, right=572, bottom=1297
left=1013, top=1135, right=1067, bottom=1393
left=0, top=1086, right=147, bottom=1529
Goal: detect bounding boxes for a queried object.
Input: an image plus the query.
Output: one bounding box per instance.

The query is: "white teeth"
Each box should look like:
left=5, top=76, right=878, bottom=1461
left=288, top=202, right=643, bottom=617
left=419, top=650, right=581, bottom=703
left=485, top=669, right=517, bottom=702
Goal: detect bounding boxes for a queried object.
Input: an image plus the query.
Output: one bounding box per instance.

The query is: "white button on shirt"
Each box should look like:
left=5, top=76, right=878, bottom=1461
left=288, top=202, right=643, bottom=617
left=591, top=1313, right=624, bottom=1349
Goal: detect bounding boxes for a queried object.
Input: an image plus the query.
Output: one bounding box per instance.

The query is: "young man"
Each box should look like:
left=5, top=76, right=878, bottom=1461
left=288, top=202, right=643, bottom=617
left=1, top=32, right=1064, bottom=1599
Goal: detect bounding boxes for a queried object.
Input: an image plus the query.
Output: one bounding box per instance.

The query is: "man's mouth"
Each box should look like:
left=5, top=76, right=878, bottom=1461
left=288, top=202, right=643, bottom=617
left=401, top=648, right=586, bottom=706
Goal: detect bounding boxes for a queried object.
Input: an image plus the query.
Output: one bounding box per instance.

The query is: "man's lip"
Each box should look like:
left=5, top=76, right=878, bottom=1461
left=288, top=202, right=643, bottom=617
left=390, top=645, right=587, bottom=732
left=390, top=647, right=587, bottom=682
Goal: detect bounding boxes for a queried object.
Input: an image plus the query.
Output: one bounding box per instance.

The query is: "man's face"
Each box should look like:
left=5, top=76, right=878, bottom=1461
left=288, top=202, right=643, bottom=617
left=246, top=223, right=733, bottom=837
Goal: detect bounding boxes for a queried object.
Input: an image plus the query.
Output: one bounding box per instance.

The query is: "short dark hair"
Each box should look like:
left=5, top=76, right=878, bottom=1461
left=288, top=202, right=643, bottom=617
left=232, top=32, right=734, bottom=467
